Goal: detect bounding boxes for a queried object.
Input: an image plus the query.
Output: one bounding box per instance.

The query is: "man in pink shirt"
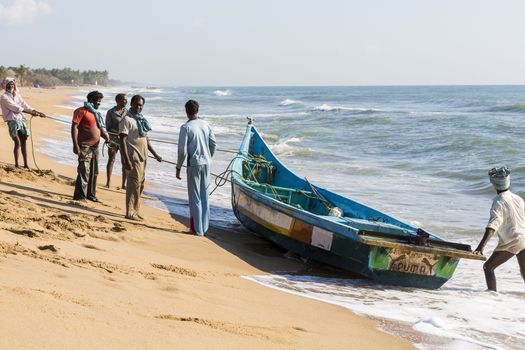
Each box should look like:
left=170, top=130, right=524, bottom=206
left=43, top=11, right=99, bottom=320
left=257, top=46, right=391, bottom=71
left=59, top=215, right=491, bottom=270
left=1, top=77, right=45, bottom=168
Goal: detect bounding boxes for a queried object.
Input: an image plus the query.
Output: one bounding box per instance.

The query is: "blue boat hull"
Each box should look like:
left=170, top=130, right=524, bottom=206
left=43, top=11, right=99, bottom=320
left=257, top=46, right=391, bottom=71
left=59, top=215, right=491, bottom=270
left=230, top=123, right=481, bottom=289
left=231, top=182, right=450, bottom=289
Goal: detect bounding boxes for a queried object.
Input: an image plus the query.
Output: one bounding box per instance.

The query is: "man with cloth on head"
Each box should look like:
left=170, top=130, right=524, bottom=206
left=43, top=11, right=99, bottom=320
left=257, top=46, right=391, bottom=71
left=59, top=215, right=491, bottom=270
left=1, top=77, right=46, bottom=168
left=176, top=100, right=216, bottom=236
left=119, top=95, right=162, bottom=221
left=71, top=90, right=109, bottom=202
left=474, top=167, right=525, bottom=291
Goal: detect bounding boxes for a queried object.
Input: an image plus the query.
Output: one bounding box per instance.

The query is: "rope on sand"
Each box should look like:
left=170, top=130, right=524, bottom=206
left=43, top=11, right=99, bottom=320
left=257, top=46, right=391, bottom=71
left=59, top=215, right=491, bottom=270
left=29, top=115, right=42, bottom=171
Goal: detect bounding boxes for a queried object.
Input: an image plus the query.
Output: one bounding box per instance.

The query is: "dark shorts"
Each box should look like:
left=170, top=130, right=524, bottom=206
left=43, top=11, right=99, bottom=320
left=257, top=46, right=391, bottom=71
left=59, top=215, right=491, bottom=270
left=107, top=133, right=120, bottom=151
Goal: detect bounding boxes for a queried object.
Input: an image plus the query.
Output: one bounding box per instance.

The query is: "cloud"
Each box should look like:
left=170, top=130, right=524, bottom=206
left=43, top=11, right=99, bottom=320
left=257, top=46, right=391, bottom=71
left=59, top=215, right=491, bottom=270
left=0, top=0, right=51, bottom=26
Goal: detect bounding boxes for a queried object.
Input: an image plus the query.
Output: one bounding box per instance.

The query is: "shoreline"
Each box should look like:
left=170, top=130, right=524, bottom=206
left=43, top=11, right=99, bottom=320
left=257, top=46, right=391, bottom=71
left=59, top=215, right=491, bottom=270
left=0, top=86, right=414, bottom=349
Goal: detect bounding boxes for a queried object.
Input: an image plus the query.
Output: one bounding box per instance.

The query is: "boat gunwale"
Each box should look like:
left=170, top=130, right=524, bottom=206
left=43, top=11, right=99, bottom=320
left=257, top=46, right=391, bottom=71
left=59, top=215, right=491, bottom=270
left=232, top=177, right=360, bottom=238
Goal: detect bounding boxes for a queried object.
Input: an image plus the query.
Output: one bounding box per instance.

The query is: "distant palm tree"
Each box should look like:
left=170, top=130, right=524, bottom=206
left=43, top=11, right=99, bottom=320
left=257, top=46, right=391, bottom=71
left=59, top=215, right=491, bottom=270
left=15, top=64, right=31, bottom=86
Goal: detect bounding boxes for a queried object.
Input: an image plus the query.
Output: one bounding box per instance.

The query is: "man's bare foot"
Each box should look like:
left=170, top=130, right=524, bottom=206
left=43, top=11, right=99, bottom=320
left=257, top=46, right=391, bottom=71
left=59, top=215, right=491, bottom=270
left=125, top=214, right=142, bottom=221
left=105, top=184, right=110, bottom=188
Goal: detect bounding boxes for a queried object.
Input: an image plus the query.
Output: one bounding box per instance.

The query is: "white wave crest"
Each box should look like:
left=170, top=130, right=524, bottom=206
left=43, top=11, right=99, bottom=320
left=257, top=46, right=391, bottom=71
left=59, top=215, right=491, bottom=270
left=286, top=137, right=302, bottom=143
left=280, top=99, right=302, bottom=106
left=214, top=89, right=232, bottom=97
left=314, top=104, right=350, bottom=112
left=314, top=104, right=382, bottom=113
left=271, top=143, right=314, bottom=157
left=145, top=87, right=164, bottom=93
left=271, top=136, right=312, bottom=157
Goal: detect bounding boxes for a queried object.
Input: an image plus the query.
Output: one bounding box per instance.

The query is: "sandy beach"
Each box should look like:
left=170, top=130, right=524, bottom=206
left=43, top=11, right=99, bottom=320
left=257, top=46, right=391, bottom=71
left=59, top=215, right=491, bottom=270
left=0, top=86, right=414, bottom=349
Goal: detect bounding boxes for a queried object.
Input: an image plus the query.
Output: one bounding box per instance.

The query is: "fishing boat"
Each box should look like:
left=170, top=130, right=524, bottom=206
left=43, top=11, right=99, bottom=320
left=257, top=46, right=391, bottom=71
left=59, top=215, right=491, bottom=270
left=230, top=120, right=485, bottom=289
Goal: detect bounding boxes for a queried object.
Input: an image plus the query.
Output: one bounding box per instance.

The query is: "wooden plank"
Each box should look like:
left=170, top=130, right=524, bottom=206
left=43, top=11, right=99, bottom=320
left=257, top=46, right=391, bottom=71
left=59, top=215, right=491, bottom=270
left=359, top=229, right=472, bottom=251
left=360, top=236, right=486, bottom=261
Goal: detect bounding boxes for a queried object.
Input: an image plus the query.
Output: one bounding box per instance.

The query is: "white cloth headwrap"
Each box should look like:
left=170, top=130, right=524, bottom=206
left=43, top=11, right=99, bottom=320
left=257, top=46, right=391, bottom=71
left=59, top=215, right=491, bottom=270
left=489, top=167, right=510, bottom=191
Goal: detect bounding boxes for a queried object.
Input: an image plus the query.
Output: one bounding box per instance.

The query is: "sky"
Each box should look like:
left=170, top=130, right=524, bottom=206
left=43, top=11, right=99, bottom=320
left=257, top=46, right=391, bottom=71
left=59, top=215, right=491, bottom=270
left=1, top=0, right=525, bottom=86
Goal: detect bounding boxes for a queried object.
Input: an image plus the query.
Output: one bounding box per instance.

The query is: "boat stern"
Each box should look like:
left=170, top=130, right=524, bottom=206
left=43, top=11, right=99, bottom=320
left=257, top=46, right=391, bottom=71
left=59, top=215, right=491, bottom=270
left=367, top=245, right=459, bottom=288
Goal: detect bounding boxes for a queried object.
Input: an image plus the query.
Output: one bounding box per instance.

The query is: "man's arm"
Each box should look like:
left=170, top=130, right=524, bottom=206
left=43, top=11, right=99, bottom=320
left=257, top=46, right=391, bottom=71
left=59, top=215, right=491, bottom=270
left=474, top=228, right=495, bottom=255
left=105, top=110, right=112, bottom=130
left=101, top=128, right=110, bottom=143
left=119, top=134, right=132, bottom=171
left=175, top=126, right=188, bottom=180
left=71, top=109, right=84, bottom=154
left=71, top=123, right=80, bottom=155
left=209, top=126, right=217, bottom=158
left=476, top=200, right=504, bottom=255
left=147, top=139, right=162, bottom=162
left=18, top=96, right=34, bottom=113
left=101, top=110, right=113, bottom=142
left=8, top=96, right=44, bottom=116
left=118, top=118, right=133, bottom=170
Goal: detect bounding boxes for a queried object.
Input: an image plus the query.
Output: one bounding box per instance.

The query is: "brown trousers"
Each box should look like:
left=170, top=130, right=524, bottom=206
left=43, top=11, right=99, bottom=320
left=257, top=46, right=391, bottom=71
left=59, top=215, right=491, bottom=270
left=126, top=158, right=146, bottom=218
left=73, top=145, right=99, bottom=200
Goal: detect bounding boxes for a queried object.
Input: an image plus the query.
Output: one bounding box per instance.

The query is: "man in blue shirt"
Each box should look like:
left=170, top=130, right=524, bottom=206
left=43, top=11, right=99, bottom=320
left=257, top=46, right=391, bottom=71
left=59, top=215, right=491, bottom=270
left=176, top=100, right=216, bottom=236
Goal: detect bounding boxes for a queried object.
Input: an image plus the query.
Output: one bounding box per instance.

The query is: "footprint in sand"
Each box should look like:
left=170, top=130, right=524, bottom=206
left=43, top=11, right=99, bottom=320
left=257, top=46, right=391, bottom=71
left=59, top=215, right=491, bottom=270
left=151, top=263, right=198, bottom=277
left=8, top=228, right=42, bottom=238
left=82, top=243, right=104, bottom=251
left=111, top=223, right=126, bottom=232
left=154, top=314, right=306, bottom=340
left=38, top=244, right=58, bottom=252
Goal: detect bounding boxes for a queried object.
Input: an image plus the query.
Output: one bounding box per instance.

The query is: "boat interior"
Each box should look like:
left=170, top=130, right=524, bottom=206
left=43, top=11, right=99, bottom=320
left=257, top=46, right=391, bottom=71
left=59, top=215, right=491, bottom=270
left=240, top=155, right=415, bottom=237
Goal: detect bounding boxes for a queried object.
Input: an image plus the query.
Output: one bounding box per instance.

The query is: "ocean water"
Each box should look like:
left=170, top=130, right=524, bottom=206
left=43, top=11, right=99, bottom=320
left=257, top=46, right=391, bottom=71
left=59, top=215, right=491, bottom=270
left=45, top=85, right=525, bottom=349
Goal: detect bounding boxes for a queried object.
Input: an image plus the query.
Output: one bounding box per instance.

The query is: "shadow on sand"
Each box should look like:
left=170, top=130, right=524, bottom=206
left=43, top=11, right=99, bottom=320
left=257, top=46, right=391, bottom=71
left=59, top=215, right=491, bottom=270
left=153, top=192, right=362, bottom=279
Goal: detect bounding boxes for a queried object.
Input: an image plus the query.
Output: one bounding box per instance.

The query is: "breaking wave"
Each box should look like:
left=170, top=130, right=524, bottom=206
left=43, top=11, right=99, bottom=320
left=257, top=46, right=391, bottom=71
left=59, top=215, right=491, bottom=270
left=313, top=104, right=382, bottom=113
left=280, top=99, right=302, bottom=106
left=214, top=89, right=232, bottom=97
left=487, top=102, right=525, bottom=113
left=270, top=136, right=315, bottom=157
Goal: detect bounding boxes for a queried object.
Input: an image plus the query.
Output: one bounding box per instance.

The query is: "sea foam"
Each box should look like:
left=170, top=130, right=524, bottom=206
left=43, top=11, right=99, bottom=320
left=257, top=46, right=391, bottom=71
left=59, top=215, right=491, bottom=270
left=314, top=103, right=349, bottom=112
left=147, top=96, right=164, bottom=101
left=245, top=265, right=525, bottom=350
left=313, top=104, right=382, bottom=113
left=214, top=89, right=232, bottom=97
left=270, top=136, right=315, bottom=157
left=280, top=99, right=302, bottom=106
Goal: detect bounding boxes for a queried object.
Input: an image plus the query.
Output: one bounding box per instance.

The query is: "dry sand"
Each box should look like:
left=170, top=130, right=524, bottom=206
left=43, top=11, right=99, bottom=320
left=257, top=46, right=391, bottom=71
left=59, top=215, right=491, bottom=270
left=0, top=86, right=414, bottom=349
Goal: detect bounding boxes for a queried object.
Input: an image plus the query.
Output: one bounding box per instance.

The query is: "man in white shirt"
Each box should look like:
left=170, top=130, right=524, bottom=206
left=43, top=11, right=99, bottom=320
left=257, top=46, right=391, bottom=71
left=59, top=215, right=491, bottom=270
left=474, top=167, right=525, bottom=291
left=176, top=100, right=216, bottom=236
